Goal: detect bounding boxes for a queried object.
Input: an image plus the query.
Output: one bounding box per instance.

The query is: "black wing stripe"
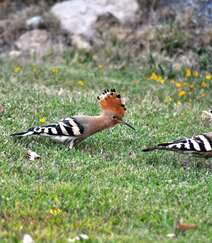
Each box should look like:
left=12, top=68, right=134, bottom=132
left=188, top=139, right=195, bottom=151
left=203, top=135, right=212, bottom=149
left=194, top=136, right=207, bottom=152
left=72, top=118, right=84, bottom=134
left=30, top=118, right=84, bottom=137
left=62, top=124, right=75, bottom=136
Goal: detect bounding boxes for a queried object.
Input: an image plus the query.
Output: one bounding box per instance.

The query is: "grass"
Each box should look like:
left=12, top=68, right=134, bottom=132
left=0, top=57, right=212, bottom=242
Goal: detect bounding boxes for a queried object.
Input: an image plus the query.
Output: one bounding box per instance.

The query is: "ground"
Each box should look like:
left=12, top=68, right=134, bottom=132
left=0, top=57, right=211, bottom=242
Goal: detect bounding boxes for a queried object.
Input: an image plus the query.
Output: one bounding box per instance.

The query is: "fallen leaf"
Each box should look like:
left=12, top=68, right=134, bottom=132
left=68, top=233, right=89, bottom=242
left=176, top=219, right=197, bottom=232
left=27, top=150, right=41, bottom=161
left=23, top=234, right=34, bottom=243
left=79, top=234, right=89, bottom=240
left=166, top=233, right=176, bottom=239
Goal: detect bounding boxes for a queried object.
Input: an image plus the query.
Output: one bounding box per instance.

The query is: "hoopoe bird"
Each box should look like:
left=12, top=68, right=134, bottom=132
left=142, top=132, right=212, bottom=159
left=11, top=89, right=135, bottom=148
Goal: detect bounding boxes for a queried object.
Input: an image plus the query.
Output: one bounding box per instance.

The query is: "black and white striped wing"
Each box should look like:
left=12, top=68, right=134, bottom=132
left=158, top=134, right=212, bottom=156
left=38, top=117, right=84, bottom=137
left=10, top=117, right=85, bottom=148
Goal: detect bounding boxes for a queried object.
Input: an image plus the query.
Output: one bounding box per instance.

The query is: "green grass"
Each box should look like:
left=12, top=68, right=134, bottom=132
left=0, top=59, right=212, bottom=242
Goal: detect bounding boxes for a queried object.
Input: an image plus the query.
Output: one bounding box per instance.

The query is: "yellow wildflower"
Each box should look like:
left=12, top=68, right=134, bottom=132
left=98, top=64, right=104, bottom=69
left=175, top=82, right=184, bottom=89
left=178, top=90, right=186, bottom=97
left=205, top=73, right=211, bottom=81
left=176, top=100, right=182, bottom=105
left=39, top=117, right=46, bottom=124
left=192, top=70, right=199, bottom=77
left=51, top=67, right=60, bottom=75
left=49, top=208, right=62, bottom=216
left=78, top=80, right=85, bottom=87
left=14, top=66, right=22, bottom=73
left=149, top=72, right=158, bottom=81
left=164, top=96, right=172, bottom=104
left=158, top=76, right=165, bottom=84
left=149, top=72, right=165, bottom=84
left=185, top=68, right=192, bottom=78
left=201, top=81, right=208, bottom=88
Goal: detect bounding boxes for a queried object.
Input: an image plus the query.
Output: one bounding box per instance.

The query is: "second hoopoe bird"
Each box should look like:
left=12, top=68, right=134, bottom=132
left=142, top=132, right=212, bottom=159
left=11, top=89, right=135, bottom=148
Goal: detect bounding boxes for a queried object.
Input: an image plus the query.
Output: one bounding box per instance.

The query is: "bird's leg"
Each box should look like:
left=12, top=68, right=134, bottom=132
left=68, top=140, right=75, bottom=149
left=182, top=159, right=190, bottom=171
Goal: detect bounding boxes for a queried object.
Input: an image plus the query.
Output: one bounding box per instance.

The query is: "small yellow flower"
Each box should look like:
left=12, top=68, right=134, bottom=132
left=201, top=81, right=208, bottom=88
left=78, top=80, right=85, bottom=87
left=149, top=72, right=165, bottom=84
left=164, top=96, right=172, bottom=104
left=185, top=68, right=192, bottom=78
left=98, top=64, right=104, bottom=69
left=149, top=72, right=158, bottom=81
left=192, top=70, right=199, bottom=77
left=49, top=208, right=62, bottom=216
left=205, top=73, right=211, bottom=81
left=178, top=90, right=186, bottom=97
left=51, top=67, right=60, bottom=75
left=39, top=117, right=46, bottom=124
left=14, top=66, right=22, bottom=73
left=158, top=76, right=165, bottom=84
left=175, top=82, right=184, bottom=89
left=176, top=100, right=182, bottom=105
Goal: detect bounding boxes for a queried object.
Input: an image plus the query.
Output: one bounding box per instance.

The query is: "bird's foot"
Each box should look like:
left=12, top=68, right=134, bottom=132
left=182, top=160, right=190, bottom=171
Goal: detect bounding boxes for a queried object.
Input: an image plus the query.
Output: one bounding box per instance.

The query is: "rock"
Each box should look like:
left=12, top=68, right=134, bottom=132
left=26, top=16, right=44, bottom=29
left=51, top=0, right=139, bottom=40
left=14, top=30, right=65, bottom=60
left=9, top=50, right=21, bottom=58
left=15, top=30, right=50, bottom=55
left=72, top=35, right=92, bottom=51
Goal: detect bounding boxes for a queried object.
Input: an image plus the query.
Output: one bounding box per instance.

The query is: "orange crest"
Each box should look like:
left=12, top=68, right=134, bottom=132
left=97, top=89, right=126, bottom=118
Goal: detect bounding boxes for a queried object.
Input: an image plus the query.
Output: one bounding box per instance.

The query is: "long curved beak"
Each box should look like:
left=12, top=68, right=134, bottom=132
left=121, top=120, right=135, bottom=130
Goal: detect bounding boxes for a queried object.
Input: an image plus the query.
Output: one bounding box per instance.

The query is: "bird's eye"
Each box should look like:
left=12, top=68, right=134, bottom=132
left=112, top=116, right=117, bottom=119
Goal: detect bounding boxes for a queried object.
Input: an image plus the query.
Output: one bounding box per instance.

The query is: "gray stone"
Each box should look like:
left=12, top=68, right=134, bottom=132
left=14, top=30, right=64, bottom=59
left=51, top=0, right=139, bottom=40
left=26, top=16, right=44, bottom=29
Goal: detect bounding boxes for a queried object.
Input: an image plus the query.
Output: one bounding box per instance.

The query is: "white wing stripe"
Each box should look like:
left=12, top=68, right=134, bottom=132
left=59, top=122, right=69, bottom=135
left=51, top=127, right=58, bottom=134
left=67, top=119, right=81, bottom=136
left=191, top=139, right=201, bottom=151
left=198, top=135, right=212, bottom=151
left=184, top=139, right=191, bottom=149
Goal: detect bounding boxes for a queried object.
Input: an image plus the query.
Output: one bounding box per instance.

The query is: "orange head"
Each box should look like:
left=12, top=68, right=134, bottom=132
left=97, top=89, right=135, bottom=130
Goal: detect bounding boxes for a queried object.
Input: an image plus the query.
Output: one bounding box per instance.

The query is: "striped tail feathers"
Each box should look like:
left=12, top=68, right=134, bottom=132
left=142, top=133, right=212, bottom=156
left=10, top=127, right=40, bottom=137
left=97, top=89, right=126, bottom=119
left=142, top=146, right=158, bottom=152
left=142, top=142, right=177, bottom=152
